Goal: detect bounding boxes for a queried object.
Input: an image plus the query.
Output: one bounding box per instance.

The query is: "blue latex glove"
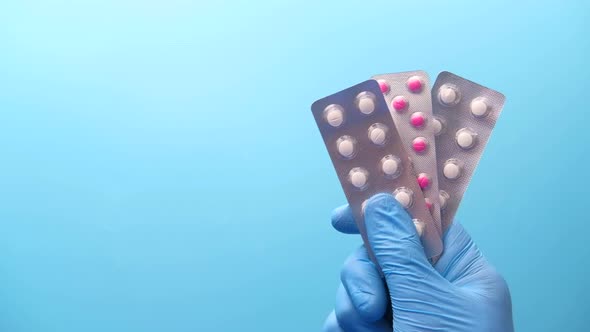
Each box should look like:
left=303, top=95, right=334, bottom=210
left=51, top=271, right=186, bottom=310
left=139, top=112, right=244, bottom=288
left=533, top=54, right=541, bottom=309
left=323, top=193, right=514, bottom=332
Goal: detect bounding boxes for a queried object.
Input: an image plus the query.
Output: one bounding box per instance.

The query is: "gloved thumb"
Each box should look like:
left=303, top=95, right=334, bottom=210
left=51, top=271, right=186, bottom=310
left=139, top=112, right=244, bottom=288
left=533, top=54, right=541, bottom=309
left=363, top=193, right=441, bottom=289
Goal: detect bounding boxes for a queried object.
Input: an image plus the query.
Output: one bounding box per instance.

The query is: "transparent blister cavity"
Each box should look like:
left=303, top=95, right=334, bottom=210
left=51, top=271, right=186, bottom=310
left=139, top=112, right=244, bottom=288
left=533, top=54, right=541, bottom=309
left=406, top=76, right=424, bottom=93
left=391, top=95, right=409, bottom=112
left=432, top=72, right=506, bottom=232
left=336, top=135, right=357, bottom=159
left=455, top=128, right=478, bottom=150
left=355, top=91, right=377, bottom=115
left=432, top=116, right=446, bottom=136
left=438, top=84, right=461, bottom=106
left=380, top=154, right=402, bottom=179
left=324, top=104, right=345, bottom=127
left=411, top=136, right=429, bottom=154
left=439, top=190, right=450, bottom=210
left=367, top=123, right=388, bottom=146
left=443, top=159, right=462, bottom=180
left=349, top=167, right=369, bottom=190
left=311, top=80, right=443, bottom=262
left=470, top=97, right=490, bottom=118
left=417, top=172, right=431, bottom=189
left=410, top=112, right=427, bottom=128
left=372, top=71, right=443, bottom=237
left=393, top=187, right=414, bottom=208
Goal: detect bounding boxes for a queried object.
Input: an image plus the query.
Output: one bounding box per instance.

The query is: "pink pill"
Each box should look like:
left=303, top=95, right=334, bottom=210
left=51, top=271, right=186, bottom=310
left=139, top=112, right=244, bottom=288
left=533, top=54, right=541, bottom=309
left=412, top=137, right=428, bottom=153
left=407, top=76, right=423, bottom=93
left=392, top=96, right=408, bottom=112
left=378, top=80, right=390, bottom=94
left=417, top=173, right=430, bottom=189
left=425, top=198, right=433, bottom=211
left=410, top=112, right=426, bottom=128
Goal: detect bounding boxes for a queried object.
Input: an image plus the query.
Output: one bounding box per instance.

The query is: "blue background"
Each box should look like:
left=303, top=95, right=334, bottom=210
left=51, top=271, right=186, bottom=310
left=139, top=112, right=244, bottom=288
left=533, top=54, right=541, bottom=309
left=0, top=1, right=588, bottom=331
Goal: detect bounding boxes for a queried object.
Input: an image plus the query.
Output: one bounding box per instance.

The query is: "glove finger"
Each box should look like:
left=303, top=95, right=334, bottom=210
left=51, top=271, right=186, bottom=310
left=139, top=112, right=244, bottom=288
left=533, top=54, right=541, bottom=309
left=322, top=310, right=345, bottom=332
left=335, top=284, right=392, bottom=332
left=341, top=246, right=388, bottom=322
left=363, top=193, right=444, bottom=291
left=434, top=222, right=491, bottom=285
left=331, top=204, right=359, bottom=234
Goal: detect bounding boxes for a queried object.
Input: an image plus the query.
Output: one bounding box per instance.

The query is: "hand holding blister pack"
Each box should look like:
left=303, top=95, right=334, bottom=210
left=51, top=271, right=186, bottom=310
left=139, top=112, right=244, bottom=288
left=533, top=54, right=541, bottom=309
left=311, top=80, right=443, bottom=262
left=431, top=72, right=506, bottom=231
left=317, top=72, right=512, bottom=332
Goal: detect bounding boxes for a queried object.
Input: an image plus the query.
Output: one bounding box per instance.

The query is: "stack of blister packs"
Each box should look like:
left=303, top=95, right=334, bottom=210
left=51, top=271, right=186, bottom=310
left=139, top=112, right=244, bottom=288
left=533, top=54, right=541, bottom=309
left=311, top=71, right=505, bottom=262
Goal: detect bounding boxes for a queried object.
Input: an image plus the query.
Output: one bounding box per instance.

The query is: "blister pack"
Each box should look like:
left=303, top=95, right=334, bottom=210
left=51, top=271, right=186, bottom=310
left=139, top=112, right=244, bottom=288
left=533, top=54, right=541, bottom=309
left=311, top=80, right=443, bottom=260
left=431, top=72, right=506, bottom=231
left=372, top=71, right=442, bottom=235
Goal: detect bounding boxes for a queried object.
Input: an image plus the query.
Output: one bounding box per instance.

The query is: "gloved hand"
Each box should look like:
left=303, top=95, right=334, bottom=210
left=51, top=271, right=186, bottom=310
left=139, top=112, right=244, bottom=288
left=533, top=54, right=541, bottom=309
left=323, top=193, right=514, bottom=332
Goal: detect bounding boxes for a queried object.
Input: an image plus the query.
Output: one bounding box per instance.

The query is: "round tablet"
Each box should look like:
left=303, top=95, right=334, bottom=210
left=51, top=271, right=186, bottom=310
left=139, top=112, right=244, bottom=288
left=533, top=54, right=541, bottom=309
left=413, top=219, right=425, bottom=237
left=337, top=137, right=355, bottom=158
left=356, top=92, right=376, bottom=114
left=412, top=137, right=428, bottom=153
left=438, top=85, right=459, bottom=105
left=432, top=116, right=445, bottom=136
left=380, top=155, right=401, bottom=177
left=392, top=96, right=408, bottom=112
left=439, top=190, right=450, bottom=210
left=425, top=198, right=433, bottom=212
left=382, top=159, right=399, bottom=175
left=368, top=123, right=387, bottom=145
left=443, top=159, right=461, bottom=180
left=381, top=155, right=402, bottom=178
left=410, top=112, right=426, bottom=128
left=349, top=168, right=368, bottom=189
left=393, top=187, right=414, bottom=208
left=455, top=128, right=477, bottom=149
left=324, top=105, right=344, bottom=127
left=378, top=80, right=390, bottom=94
left=417, top=173, right=430, bottom=189
left=470, top=98, right=489, bottom=117
left=407, top=76, right=423, bottom=93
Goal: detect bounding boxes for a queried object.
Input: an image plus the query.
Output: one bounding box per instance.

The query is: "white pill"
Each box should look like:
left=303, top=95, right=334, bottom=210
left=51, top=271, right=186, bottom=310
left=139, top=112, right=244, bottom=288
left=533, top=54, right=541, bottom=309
left=337, top=139, right=355, bottom=158
left=413, top=219, right=425, bottom=237
left=381, top=155, right=401, bottom=178
left=457, top=132, right=473, bottom=148
left=432, top=117, right=444, bottom=136
left=456, top=128, right=477, bottom=149
left=470, top=98, right=488, bottom=117
left=382, top=158, right=399, bottom=176
left=350, top=169, right=368, bottom=188
left=396, top=192, right=411, bottom=207
left=439, top=85, right=459, bottom=105
left=393, top=187, right=413, bottom=208
left=439, top=190, right=450, bottom=210
left=443, top=160, right=461, bottom=180
left=325, top=107, right=344, bottom=127
left=358, top=96, right=375, bottom=114
left=369, top=126, right=386, bottom=145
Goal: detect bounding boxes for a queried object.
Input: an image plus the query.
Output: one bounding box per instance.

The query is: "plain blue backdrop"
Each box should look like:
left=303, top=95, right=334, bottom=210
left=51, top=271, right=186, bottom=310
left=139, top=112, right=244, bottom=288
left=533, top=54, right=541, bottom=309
left=0, top=1, right=588, bottom=331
